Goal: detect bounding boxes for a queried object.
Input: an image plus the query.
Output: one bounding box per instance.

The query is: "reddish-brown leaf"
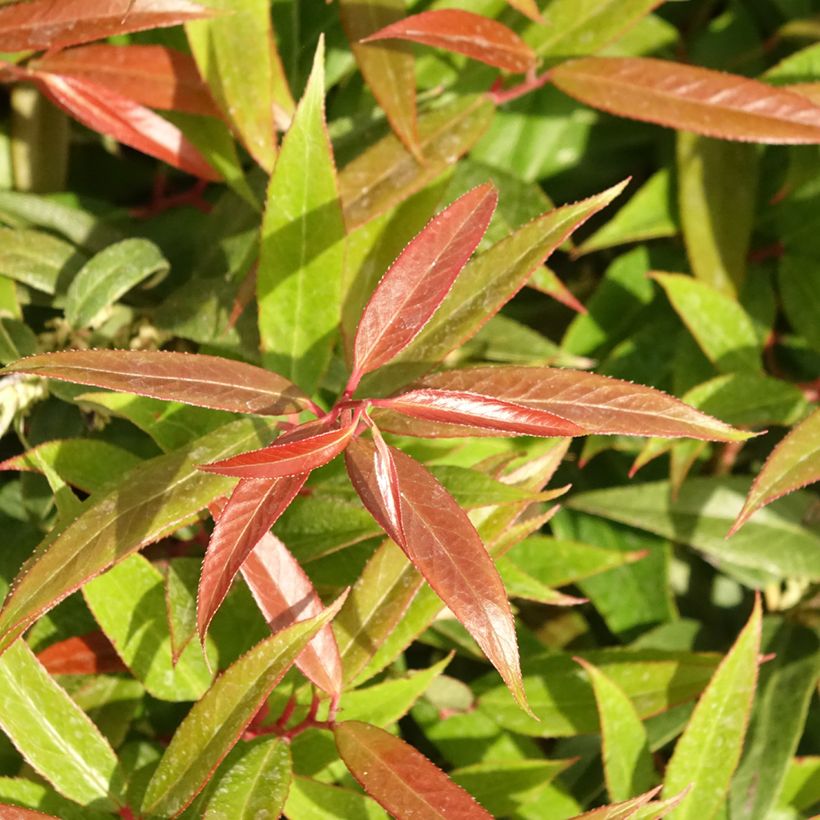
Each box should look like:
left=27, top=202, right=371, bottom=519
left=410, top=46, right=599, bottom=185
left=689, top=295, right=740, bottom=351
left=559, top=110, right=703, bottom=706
left=374, top=388, right=584, bottom=437
left=33, top=45, right=220, bottom=117
left=364, top=10, right=536, bottom=74
left=33, top=72, right=220, bottom=180
left=199, top=475, right=307, bottom=641
left=0, top=808, right=60, bottom=820
left=335, top=720, right=492, bottom=818
left=374, top=367, right=751, bottom=442
left=0, top=0, right=213, bottom=52
left=241, top=532, right=343, bottom=698
left=551, top=57, right=820, bottom=144
left=345, top=438, right=528, bottom=710
left=4, top=350, right=315, bottom=416
left=350, top=184, right=498, bottom=388
left=35, top=631, right=127, bottom=675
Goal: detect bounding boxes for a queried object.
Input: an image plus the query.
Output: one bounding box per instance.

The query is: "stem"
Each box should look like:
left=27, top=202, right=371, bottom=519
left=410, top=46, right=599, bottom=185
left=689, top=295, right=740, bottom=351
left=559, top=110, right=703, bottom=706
left=488, top=68, right=552, bottom=105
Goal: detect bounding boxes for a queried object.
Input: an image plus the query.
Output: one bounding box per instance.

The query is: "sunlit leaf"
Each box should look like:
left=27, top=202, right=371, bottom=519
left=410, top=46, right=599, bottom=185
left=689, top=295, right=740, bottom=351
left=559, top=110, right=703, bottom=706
left=0, top=227, right=84, bottom=295
left=504, top=0, right=543, bottom=23
left=284, top=776, right=388, bottom=819
left=35, top=632, right=126, bottom=676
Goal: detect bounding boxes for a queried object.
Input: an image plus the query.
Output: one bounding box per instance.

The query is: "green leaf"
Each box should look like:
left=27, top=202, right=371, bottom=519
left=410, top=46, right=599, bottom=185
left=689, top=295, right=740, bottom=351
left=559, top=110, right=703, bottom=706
left=777, top=757, right=820, bottom=813
left=0, top=778, right=110, bottom=820
left=284, top=776, right=389, bottom=819
left=0, top=641, right=122, bottom=810
left=428, top=464, right=550, bottom=509
left=568, top=477, right=820, bottom=581
left=0, top=417, right=276, bottom=653
left=496, top=557, right=585, bottom=606
left=203, top=736, right=291, bottom=820
left=141, top=594, right=345, bottom=818
left=257, top=39, right=345, bottom=394
left=0, top=227, right=84, bottom=294
left=0, top=318, right=36, bottom=364
left=83, top=554, right=214, bottom=701
left=64, top=238, right=169, bottom=329
left=662, top=598, right=762, bottom=818
left=779, top=255, right=820, bottom=351
left=163, top=557, right=199, bottom=664
left=69, top=675, right=143, bottom=749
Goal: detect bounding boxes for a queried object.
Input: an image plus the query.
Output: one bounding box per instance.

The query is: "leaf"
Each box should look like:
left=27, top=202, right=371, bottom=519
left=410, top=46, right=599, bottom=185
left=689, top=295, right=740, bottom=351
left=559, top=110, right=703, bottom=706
left=186, top=0, right=278, bottom=171
left=496, top=558, right=585, bottom=606
left=241, top=531, right=343, bottom=698
left=551, top=57, right=820, bottom=143
left=5, top=349, right=313, bottom=416
left=778, top=757, right=820, bottom=812
left=0, top=779, right=113, bottom=820
left=779, top=255, right=820, bottom=350
left=0, top=0, right=213, bottom=52
left=0, top=641, right=121, bottom=810
left=339, top=0, right=418, bottom=156
left=334, top=720, right=493, bottom=818
left=364, top=10, right=536, bottom=73
left=345, top=438, right=527, bottom=710
left=0, top=227, right=84, bottom=295
left=284, top=776, right=388, bottom=820
left=32, top=45, right=219, bottom=117
left=257, top=38, right=346, bottom=394
left=576, top=659, right=656, bottom=802
left=34, top=73, right=220, bottom=180
left=163, top=558, right=198, bottom=663
left=0, top=807, right=59, bottom=819
left=568, top=477, right=820, bottom=582
left=350, top=183, right=498, bottom=386
left=573, top=787, right=664, bottom=819
left=0, top=417, right=275, bottom=653
left=376, top=367, right=750, bottom=442
left=140, top=595, right=345, bottom=818
left=732, top=408, right=820, bottom=534
left=35, top=632, right=126, bottom=676
left=505, top=0, right=543, bottom=23
left=662, top=598, right=762, bottom=818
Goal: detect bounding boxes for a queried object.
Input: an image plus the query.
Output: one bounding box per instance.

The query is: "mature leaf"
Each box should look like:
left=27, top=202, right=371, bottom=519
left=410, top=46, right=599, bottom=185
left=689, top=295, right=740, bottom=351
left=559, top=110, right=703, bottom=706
left=257, top=39, right=345, bottom=394
left=777, top=757, right=820, bottom=813
left=32, top=45, right=219, bottom=117
left=732, top=408, right=820, bottom=534
left=346, top=438, right=527, bottom=710
left=5, top=349, right=313, bottom=416
left=163, top=558, right=199, bottom=663
left=35, top=632, right=126, bottom=676
left=551, top=57, right=820, bottom=143
left=0, top=0, right=212, bottom=52
left=0, top=641, right=121, bottom=810
left=365, top=10, right=536, bottom=73
left=334, top=720, right=492, bottom=818
left=0, top=417, right=275, bottom=653
left=350, top=184, right=498, bottom=386
left=779, top=255, right=820, bottom=351
left=505, top=0, right=543, bottom=23
left=0, top=227, right=84, bottom=295
left=284, top=776, right=388, bottom=819
left=339, top=0, right=418, bottom=156
left=34, top=73, right=220, bottom=180
left=569, top=478, right=820, bottom=581
left=141, top=596, right=345, bottom=818
left=662, top=598, right=762, bottom=819
left=497, top=558, right=585, bottom=606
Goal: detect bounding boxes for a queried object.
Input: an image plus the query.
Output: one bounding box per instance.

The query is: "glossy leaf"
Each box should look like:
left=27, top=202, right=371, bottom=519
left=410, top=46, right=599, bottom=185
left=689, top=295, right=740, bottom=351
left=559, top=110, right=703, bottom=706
left=0, top=0, right=212, bottom=52
left=0, top=227, right=84, bottom=295
left=141, top=595, right=345, bottom=818
left=257, top=39, right=345, bottom=394
left=35, top=632, right=126, bottom=676
left=662, top=598, right=762, bottom=818
left=34, top=73, right=220, bottom=180
left=0, top=641, right=121, bottom=810
left=732, top=408, right=820, bottom=534
left=365, top=10, right=536, bottom=73
left=5, top=349, right=313, bottom=416
left=32, top=45, right=219, bottom=117
left=346, top=438, right=527, bottom=709
left=551, top=57, right=820, bottom=143
left=350, top=183, right=498, bottom=385
left=334, top=720, right=492, bottom=818
left=164, top=558, right=199, bottom=663
left=339, top=0, right=418, bottom=156
left=284, top=777, right=389, bottom=820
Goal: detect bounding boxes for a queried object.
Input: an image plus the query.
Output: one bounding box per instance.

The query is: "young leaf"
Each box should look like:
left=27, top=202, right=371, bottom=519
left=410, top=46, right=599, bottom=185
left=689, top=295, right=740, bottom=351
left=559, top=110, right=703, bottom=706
left=34, top=73, right=220, bottom=180
left=345, top=438, right=528, bottom=711
left=0, top=0, right=213, bottom=52
left=35, top=632, right=126, bottom=676
left=731, top=408, right=820, bottom=534
left=350, top=184, right=497, bottom=387
left=551, top=57, right=820, bottom=143
left=141, top=595, right=346, bottom=818
left=334, top=720, right=493, bottom=818
left=364, top=10, right=537, bottom=73
left=5, top=349, right=314, bottom=416
left=662, top=598, right=762, bottom=818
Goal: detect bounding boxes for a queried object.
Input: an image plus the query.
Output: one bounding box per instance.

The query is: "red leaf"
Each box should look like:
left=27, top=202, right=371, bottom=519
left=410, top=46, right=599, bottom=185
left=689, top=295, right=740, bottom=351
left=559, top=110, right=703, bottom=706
left=551, top=57, right=820, bottom=144
left=345, top=438, right=528, bottom=710
left=0, top=807, right=60, bottom=820
left=363, top=9, right=536, bottom=74
left=198, top=475, right=307, bottom=642
left=4, top=350, right=315, bottom=417
left=335, top=720, right=492, bottom=818
left=0, top=0, right=213, bottom=52
left=350, top=184, right=498, bottom=388
left=35, top=631, right=127, bottom=675
left=375, top=388, right=584, bottom=437
left=368, top=421, right=405, bottom=545
left=33, top=72, right=220, bottom=180
left=33, top=45, right=220, bottom=117
left=241, top=532, right=343, bottom=698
